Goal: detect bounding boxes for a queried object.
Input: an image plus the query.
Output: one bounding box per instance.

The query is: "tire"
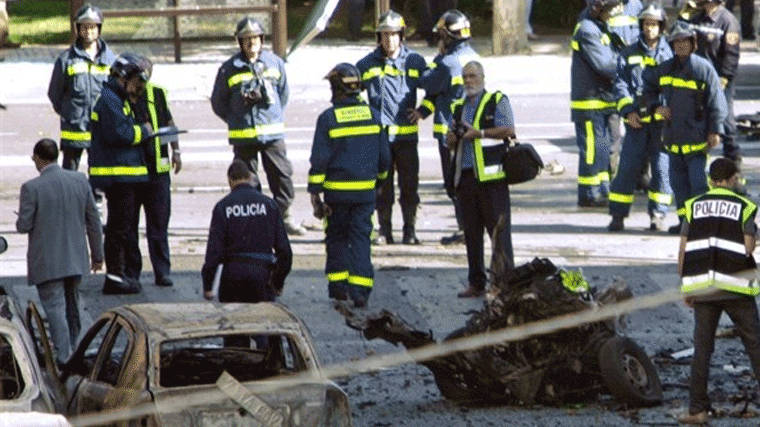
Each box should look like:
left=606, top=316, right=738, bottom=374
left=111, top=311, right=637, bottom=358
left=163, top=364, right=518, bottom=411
left=598, top=336, right=663, bottom=407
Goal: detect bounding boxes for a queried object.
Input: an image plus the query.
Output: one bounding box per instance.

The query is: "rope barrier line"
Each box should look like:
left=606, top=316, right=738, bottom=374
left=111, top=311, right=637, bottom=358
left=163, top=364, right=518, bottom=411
left=67, top=286, right=688, bottom=426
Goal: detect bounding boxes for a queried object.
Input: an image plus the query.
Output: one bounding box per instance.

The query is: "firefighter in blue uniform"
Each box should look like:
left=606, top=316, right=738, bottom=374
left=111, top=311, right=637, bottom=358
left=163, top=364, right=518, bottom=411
left=308, top=63, right=391, bottom=308
left=122, top=57, right=182, bottom=288
left=677, top=157, right=760, bottom=425
left=416, top=9, right=479, bottom=245
left=202, top=159, right=292, bottom=303
left=448, top=61, right=515, bottom=299
left=608, top=4, right=673, bottom=232
left=89, top=53, right=153, bottom=295
left=679, top=0, right=741, bottom=164
left=211, top=17, right=305, bottom=236
left=571, top=0, right=624, bottom=207
left=356, top=10, right=427, bottom=245
left=607, top=0, right=643, bottom=46
left=642, top=22, right=727, bottom=234
left=48, top=3, right=116, bottom=171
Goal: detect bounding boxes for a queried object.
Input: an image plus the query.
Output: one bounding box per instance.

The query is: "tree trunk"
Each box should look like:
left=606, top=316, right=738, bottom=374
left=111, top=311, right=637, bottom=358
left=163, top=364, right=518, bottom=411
left=492, top=0, right=527, bottom=55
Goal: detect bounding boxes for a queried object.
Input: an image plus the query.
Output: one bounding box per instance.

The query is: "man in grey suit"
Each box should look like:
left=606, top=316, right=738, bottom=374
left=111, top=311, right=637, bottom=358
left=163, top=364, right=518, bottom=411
left=16, top=138, right=104, bottom=364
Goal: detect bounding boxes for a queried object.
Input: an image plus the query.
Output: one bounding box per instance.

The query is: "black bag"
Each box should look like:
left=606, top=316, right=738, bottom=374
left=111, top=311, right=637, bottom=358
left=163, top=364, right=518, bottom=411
left=503, top=140, right=544, bottom=185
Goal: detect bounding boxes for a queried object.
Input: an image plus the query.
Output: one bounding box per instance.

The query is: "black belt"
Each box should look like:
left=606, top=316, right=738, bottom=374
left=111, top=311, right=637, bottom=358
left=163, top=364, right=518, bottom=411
left=226, top=252, right=276, bottom=267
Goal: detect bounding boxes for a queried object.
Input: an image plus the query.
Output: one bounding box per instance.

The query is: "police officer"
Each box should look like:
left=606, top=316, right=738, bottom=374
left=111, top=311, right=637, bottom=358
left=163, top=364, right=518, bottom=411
left=48, top=4, right=116, bottom=171
left=571, top=0, right=623, bottom=207
left=642, top=22, right=727, bottom=233
left=122, top=57, right=181, bottom=288
left=202, top=159, right=292, bottom=303
left=680, top=0, right=741, bottom=163
left=416, top=9, right=479, bottom=245
left=89, top=53, right=153, bottom=295
left=211, top=17, right=305, bottom=236
left=308, top=63, right=391, bottom=308
left=356, top=10, right=427, bottom=245
left=608, top=4, right=673, bottom=232
left=677, top=157, right=760, bottom=425
left=448, top=61, right=515, bottom=298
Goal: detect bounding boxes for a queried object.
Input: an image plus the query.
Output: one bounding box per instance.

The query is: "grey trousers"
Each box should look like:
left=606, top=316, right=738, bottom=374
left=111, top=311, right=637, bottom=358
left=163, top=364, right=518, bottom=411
left=37, top=275, right=82, bottom=364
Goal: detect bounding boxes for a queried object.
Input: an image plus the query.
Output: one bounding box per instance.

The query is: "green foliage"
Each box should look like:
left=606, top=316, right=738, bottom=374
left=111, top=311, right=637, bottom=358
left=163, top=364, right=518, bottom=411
left=533, top=0, right=587, bottom=30
left=8, top=0, right=70, bottom=44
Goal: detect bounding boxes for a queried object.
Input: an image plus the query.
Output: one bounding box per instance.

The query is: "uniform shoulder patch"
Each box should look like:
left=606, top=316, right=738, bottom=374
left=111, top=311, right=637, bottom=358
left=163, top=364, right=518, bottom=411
left=334, top=106, right=373, bottom=123
left=726, top=32, right=740, bottom=45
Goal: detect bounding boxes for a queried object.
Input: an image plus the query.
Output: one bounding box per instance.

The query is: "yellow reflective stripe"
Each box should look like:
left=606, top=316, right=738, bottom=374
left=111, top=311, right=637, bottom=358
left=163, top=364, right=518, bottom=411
left=428, top=62, right=438, bottom=69
left=328, top=125, right=381, bottom=138
left=648, top=191, right=672, bottom=205
left=664, top=143, right=707, bottom=154
left=60, top=130, right=91, bottom=141
left=617, top=97, right=633, bottom=111
left=229, top=123, right=286, bottom=139
left=228, top=72, right=253, bottom=87
left=308, top=174, right=325, bottom=184
left=327, top=271, right=349, bottom=282
left=323, top=180, right=376, bottom=191
left=600, top=33, right=610, bottom=45
left=608, top=15, right=638, bottom=27
left=382, top=64, right=402, bottom=76
left=388, top=124, right=418, bottom=135
left=67, top=62, right=110, bottom=76
left=132, top=125, right=142, bottom=145
left=377, top=170, right=388, bottom=180
left=626, top=55, right=657, bottom=68
left=571, top=99, right=617, bottom=110
left=451, top=75, right=463, bottom=86
left=659, top=75, right=704, bottom=91
left=450, top=98, right=465, bottom=114
left=91, top=111, right=99, bottom=121
left=146, top=83, right=171, bottom=173
left=335, top=105, right=373, bottom=123
left=422, top=99, right=435, bottom=112
left=472, top=92, right=505, bottom=182
left=585, top=120, right=594, bottom=165
left=408, top=68, right=420, bottom=78
left=348, top=275, right=374, bottom=288
left=262, top=69, right=281, bottom=80
left=362, top=67, right=382, bottom=81
left=89, top=165, right=148, bottom=176
left=433, top=123, right=448, bottom=135
left=578, top=171, right=609, bottom=186
left=609, top=192, right=634, bottom=204
left=677, top=207, right=687, bottom=217
left=570, top=40, right=580, bottom=51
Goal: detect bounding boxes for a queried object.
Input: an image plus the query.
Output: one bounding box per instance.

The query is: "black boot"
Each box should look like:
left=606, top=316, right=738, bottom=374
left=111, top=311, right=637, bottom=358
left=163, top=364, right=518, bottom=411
left=401, top=204, right=420, bottom=244
left=374, top=209, right=393, bottom=245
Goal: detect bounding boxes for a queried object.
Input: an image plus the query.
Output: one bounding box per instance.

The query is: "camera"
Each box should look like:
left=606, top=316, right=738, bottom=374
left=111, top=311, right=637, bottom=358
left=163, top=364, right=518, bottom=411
left=240, top=62, right=273, bottom=107
left=452, top=119, right=468, bottom=139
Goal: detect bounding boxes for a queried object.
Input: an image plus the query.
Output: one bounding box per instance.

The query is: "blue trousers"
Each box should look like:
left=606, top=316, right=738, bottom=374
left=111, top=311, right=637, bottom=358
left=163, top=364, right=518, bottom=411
left=609, top=123, right=672, bottom=217
left=325, top=202, right=375, bottom=301
left=575, top=115, right=611, bottom=201
left=668, top=152, right=708, bottom=221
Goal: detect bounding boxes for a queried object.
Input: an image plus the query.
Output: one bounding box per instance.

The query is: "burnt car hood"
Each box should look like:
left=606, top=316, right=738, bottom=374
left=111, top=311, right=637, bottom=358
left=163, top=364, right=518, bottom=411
left=151, top=373, right=349, bottom=427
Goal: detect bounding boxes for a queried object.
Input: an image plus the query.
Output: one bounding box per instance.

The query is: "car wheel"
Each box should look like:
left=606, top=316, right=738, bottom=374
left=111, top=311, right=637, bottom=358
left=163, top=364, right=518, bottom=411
left=598, top=336, right=662, bottom=407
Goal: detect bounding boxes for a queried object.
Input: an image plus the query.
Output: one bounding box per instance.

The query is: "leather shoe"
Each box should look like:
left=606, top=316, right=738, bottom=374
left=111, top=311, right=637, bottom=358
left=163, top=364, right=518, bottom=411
left=441, top=230, right=465, bottom=245
left=578, top=197, right=608, bottom=208
left=155, top=276, right=173, bottom=287
left=353, top=296, right=367, bottom=308
left=458, top=285, right=486, bottom=298
left=677, top=410, right=708, bottom=425
left=103, top=277, right=142, bottom=295
left=607, top=216, right=624, bottom=232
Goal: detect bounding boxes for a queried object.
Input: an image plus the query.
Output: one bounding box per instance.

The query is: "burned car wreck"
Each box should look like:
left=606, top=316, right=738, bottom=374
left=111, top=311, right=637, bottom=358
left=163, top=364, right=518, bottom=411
left=338, top=223, right=663, bottom=407
left=24, top=302, right=353, bottom=427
